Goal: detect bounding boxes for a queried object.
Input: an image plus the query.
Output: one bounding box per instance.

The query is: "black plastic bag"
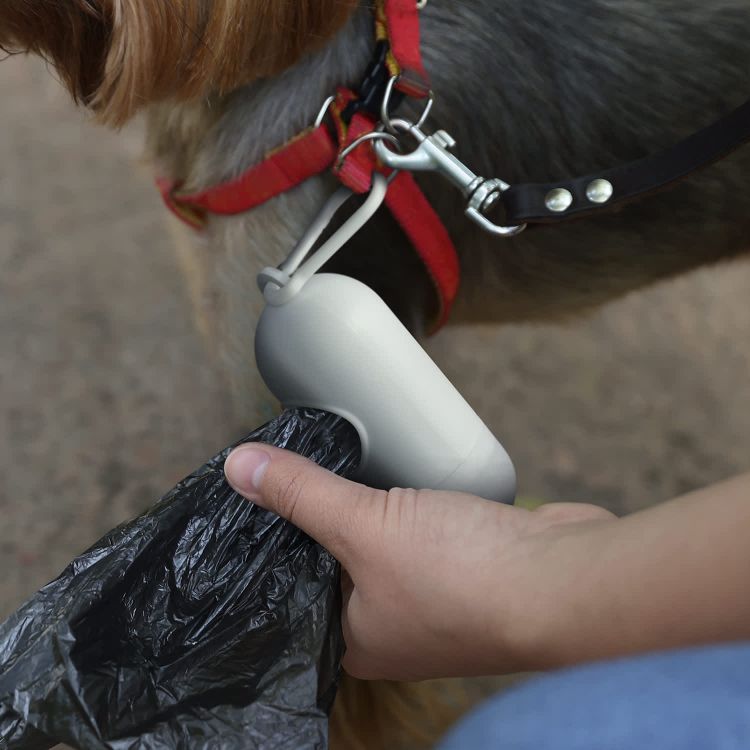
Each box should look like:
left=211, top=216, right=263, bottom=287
left=0, top=408, right=360, bottom=749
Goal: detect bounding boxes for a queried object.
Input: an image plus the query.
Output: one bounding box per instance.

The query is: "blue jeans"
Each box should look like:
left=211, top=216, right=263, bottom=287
left=437, top=643, right=750, bottom=749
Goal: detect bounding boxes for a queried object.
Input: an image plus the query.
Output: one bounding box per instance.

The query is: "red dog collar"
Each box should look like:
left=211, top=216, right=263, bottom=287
left=158, top=0, right=459, bottom=332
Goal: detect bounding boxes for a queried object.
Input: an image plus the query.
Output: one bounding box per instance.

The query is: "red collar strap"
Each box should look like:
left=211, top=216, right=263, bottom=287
left=157, top=0, right=459, bottom=332
left=375, top=0, right=430, bottom=98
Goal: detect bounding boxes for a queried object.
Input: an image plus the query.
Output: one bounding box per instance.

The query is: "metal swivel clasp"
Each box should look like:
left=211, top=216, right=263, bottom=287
left=374, top=120, right=526, bottom=238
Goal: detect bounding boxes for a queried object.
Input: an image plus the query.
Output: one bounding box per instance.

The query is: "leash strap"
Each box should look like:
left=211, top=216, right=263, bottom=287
left=502, top=98, right=750, bottom=225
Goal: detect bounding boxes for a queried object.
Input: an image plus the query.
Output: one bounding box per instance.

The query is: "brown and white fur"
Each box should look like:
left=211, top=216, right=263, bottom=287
left=3, top=1, right=750, bottom=747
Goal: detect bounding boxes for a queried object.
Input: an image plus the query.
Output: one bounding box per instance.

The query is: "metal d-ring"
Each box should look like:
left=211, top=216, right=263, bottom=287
left=336, top=130, right=402, bottom=168
left=380, top=75, right=434, bottom=135
left=314, top=95, right=336, bottom=129
left=416, top=0, right=429, bottom=9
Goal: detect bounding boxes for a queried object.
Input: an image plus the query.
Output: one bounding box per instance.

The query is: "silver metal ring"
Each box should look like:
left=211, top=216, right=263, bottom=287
left=336, top=131, right=402, bottom=168
left=313, top=95, right=336, bottom=129
left=380, top=75, right=435, bottom=135
left=385, top=117, right=417, bottom=135
left=416, top=0, right=428, bottom=8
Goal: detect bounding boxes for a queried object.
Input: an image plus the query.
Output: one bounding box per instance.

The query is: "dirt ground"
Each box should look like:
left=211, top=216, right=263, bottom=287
left=1, top=54, right=750, bottom=626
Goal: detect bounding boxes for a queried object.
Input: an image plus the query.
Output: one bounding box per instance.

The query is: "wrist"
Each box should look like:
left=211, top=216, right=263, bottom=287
left=492, top=511, right=620, bottom=674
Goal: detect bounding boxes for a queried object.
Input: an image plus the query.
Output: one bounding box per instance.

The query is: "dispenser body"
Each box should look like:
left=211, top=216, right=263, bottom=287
left=255, top=273, right=516, bottom=503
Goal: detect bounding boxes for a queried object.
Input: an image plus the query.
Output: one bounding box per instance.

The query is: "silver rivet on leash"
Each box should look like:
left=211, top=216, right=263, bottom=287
left=545, top=188, right=574, bottom=213
left=586, top=178, right=614, bottom=204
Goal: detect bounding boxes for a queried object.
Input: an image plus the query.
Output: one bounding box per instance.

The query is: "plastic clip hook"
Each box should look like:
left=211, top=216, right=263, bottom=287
left=258, top=173, right=390, bottom=305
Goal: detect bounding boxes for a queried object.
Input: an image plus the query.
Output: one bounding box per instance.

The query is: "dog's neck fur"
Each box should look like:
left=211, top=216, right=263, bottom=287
left=144, top=0, right=750, bottom=422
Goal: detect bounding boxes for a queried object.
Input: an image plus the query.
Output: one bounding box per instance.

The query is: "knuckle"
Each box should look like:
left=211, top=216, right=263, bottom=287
left=383, top=487, right=421, bottom=531
left=271, top=469, right=310, bottom=525
left=384, top=487, right=419, bottom=505
left=328, top=485, right=378, bottom=553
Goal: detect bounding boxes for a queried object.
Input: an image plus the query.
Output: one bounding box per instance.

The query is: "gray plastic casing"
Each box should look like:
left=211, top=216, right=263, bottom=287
left=255, top=273, right=516, bottom=503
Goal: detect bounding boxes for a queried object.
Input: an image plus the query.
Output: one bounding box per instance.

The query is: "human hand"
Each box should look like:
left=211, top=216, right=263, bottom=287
left=224, top=444, right=613, bottom=681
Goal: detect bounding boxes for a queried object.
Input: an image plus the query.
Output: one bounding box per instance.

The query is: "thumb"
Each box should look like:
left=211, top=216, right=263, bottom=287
left=224, top=444, right=381, bottom=566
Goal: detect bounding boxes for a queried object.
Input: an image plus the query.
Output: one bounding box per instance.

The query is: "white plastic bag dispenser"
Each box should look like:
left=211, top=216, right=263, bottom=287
left=254, top=174, right=516, bottom=503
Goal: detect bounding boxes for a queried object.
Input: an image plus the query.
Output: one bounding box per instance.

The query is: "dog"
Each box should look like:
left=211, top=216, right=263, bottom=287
left=3, top=1, right=750, bottom=748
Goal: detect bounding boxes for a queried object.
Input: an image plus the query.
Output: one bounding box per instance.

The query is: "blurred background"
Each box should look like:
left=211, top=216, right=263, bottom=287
left=1, top=54, right=750, bottom=621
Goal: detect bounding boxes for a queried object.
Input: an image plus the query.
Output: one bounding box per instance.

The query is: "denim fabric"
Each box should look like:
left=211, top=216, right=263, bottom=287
left=437, top=643, right=750, bottom=749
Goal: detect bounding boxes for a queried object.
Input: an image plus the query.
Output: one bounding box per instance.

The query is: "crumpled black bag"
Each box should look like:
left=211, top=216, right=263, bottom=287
left=0, top=408, right=360, bottom=749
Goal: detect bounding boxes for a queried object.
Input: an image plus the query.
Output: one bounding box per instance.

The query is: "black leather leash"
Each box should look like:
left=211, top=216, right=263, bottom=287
left=500, top=98, right=750, bottom=225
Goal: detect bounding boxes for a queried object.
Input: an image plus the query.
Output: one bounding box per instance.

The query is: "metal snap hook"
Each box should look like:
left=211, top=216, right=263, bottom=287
left=374, top=123, right=526, bottom=238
